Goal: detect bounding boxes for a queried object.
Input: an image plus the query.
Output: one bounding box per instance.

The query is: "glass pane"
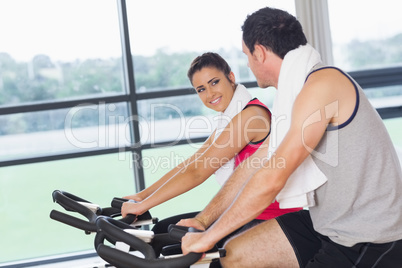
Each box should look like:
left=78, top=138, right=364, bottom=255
left=365, top=85, right=402, bottom=109
left=0, top=153, right=135, bottom=263
left=0, top=0, right=124, bottom=106
left=249, top=86, right=276, bottom=109
left=0, top=102, right=131, bottom=161
left=137, top=87, right=275, bottom=145
left=383, top=117, right=402, bottom=165
left=127, top=0, right=295, bottom=91
left=328, top=0, right=402, bottom=71
left=138, top=95, right=214, bottom=145
left=142, top=144, right=220, bottom=220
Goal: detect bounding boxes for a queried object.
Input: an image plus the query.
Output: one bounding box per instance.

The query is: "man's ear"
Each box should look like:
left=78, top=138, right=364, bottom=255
left=254, top=44, right=267, bottom=63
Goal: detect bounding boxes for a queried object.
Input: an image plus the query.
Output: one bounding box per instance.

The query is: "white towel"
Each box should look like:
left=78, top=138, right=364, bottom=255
left=269, top=44, right=327, bottom=208
left=214, top=84, right=252, bottom=186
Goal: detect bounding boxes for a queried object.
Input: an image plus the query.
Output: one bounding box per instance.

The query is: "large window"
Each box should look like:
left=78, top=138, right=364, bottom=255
left=0, top=0, right=124, bottom=105
left=126, top=0, right=295, bottom=91
left=0, top=1, right=133, bottom=264
left=328, top=0, right=402, bottom=71
left=0, top=154, right=134, bottom=262
left=0, top=0, right=295, bottom=265
left=328, top=0, right=402, bottom=156
left=0, top=0, right=125, bottom=162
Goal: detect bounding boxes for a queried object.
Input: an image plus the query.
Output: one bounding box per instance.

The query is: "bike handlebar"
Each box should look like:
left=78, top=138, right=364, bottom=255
left=50, top=190, right=136, bottom=233
left=95, top=217, right=203, bottom=268
left=167, top=224, right=202, bottom=241
left=110, top=197, right=154, bottom=223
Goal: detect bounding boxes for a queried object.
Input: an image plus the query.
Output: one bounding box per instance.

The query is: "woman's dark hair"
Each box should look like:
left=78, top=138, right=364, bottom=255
left=242, top=7, right=307, bottom=59
left=187, top=52, right=232, bottom=85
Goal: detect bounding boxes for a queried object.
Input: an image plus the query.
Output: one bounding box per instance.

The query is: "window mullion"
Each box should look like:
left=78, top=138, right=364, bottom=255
left=116, top=0, right=146, bottom=192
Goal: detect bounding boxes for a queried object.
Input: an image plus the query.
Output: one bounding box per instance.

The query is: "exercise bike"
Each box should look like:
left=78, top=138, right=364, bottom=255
left=50, top=190, right=225, bottom=267
left=50, top=190, right=156, bottom=234
left=95, top=216, right=226, bottom=268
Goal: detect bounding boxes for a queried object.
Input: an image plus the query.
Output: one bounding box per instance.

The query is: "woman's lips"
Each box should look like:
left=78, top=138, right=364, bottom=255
left=210, top=96, right=222, bottom=105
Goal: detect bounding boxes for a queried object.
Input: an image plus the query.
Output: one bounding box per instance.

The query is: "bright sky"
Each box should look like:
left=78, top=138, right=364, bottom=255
left=0, top=0, right=401, bottom=61
left=125, top=0, right=295, bottom=56
left=0, top=0, right=294, bottom=61
left=0, top=0, right=121, bottom=61
left=327, top=0, right=402, bottom=44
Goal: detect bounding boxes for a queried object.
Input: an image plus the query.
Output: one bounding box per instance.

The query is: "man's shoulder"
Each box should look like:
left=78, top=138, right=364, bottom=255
left=306, top=67, right=346, bottom=84
left=303, top=67, right=354, bottom=97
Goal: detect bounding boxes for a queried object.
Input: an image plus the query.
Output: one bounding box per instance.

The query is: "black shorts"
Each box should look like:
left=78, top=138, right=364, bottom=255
left=276, top=210, right=402, bottom=268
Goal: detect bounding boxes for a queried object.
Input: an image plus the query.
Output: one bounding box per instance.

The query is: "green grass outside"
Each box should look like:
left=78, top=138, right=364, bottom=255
left=0, top=145, right=219, bottom=264
left=384, top=117, right=402, bottom=147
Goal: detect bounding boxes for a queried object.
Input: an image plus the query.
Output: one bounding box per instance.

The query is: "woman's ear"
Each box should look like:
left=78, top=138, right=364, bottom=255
left=228, top=71, right=236, bottom=85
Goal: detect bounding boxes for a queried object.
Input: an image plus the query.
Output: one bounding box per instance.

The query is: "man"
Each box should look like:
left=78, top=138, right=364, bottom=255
left=180, top=7, right=402, bottom=267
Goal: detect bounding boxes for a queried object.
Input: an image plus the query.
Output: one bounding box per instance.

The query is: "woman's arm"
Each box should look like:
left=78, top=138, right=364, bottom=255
left=121, top=105, right=270, bottom=216
left=123, top=132, right=216, bottom=201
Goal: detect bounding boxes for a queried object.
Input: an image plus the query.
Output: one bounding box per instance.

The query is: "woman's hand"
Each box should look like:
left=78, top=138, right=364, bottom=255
left=122, top=194, right=143, bottom=202
left=121, top=200, right=146, bottom=217
left=177, top=218, right=206, bottom=231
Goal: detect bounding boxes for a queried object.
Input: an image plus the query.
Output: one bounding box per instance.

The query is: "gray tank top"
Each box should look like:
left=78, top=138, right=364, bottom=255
left=308, top=67, right=402, bottom=247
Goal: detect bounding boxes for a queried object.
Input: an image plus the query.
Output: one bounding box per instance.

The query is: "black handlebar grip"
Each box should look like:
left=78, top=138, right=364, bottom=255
left=51, top=190, right=98, bottom=223
left=111, top=197, right=129, bottom=209
left=119, top=214, right=137, bottom=224
left=49, top=210, right=97, bottom=233
left=111, top=198, right=153, bottom=221
left=168, top=224, right=202, bottom=241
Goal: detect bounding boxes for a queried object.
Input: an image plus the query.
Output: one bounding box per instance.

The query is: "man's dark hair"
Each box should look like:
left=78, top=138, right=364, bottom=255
left=242, top=7, right=307, bottom=59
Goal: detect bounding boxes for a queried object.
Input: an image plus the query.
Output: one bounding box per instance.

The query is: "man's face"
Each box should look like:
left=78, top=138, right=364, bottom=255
left=242, top=40, right=257, bottom=77
left=242, top=40, right=267, bottom=88
left=242, top=40, right=280, bottom=89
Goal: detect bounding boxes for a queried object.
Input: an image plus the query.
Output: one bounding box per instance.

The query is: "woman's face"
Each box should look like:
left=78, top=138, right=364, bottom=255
left=192, top=67, right=235, bottom=113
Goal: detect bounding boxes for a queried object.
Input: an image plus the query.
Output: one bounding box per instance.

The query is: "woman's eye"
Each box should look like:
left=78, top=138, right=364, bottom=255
left=211, top=79, right=220, bottom=86
left=197, top=88, right=205, bottom=93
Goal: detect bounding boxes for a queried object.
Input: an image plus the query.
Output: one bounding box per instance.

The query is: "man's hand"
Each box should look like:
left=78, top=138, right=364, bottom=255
left=177, top=218, right=206, bottom=231
left=181, top=231, right=216, bottom=255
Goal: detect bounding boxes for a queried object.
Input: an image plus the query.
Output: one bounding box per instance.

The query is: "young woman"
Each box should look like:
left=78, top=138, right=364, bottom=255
left=121, top=52, right=301, bottom=232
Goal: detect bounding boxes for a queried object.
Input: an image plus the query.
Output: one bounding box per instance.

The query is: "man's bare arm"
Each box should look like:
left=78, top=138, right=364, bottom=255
left=179, top=137, right=270, bottom=229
